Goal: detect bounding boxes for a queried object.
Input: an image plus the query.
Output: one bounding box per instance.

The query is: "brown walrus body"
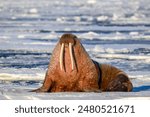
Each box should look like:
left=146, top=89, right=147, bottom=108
left=32, top=34, right=133, bottom=92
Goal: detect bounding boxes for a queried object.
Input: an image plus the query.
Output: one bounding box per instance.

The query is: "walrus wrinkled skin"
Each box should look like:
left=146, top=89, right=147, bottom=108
left=32, top=34, right=133, bottom=92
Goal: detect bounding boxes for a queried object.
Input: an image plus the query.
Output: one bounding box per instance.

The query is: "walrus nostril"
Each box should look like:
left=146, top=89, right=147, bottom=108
left=60, top=43, right=65, bottom=71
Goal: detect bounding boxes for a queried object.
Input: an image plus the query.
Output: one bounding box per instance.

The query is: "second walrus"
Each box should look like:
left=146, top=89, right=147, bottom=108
left=32, top=34, right=133, bottom=92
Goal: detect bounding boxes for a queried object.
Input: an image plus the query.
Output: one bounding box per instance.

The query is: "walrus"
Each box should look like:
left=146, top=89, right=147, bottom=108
left=32, top=34, right=133, bottom=92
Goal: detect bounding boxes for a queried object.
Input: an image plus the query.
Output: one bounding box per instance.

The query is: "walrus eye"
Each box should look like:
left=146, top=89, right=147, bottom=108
left=69, top=43, right=75, bottom=70
left=60, top=43, right=65, bottom=71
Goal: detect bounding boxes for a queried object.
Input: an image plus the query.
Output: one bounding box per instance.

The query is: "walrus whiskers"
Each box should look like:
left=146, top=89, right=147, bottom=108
left=60, top=43, right=65, bottom=71
left=69, top=43, right=75, bottom=70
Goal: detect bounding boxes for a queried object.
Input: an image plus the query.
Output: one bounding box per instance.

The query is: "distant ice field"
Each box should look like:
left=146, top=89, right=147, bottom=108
left=0, top=0, right=150, bottom=99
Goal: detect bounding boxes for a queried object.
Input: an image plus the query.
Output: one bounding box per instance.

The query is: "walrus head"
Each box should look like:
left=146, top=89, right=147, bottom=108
left=49, top=33, right=98, bottom=78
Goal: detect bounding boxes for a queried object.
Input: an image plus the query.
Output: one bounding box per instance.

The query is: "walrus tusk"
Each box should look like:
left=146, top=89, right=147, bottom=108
left=69, top=43, right=75, bottom=70
left=60, top=43, right=65, bottom=71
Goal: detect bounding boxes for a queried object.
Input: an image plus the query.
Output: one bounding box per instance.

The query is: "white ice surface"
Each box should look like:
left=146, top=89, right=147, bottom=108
left=0, top=0, right=150, bottom=99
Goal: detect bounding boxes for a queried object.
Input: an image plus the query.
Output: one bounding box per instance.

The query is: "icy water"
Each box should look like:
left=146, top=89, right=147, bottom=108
left=0, top=0, right=150, bottom=99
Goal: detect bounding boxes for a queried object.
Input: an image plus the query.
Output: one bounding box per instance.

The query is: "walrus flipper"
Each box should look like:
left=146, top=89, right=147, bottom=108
left=31, top=87, right=48, bottom=93
left=31, top=72, right=53, bottom=93
left=105, top=74, right=133, bottom=92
